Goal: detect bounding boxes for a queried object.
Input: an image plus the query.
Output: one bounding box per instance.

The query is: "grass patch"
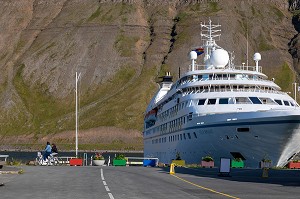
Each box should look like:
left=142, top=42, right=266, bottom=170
left=37, top=42, right=56, bottom=56
left=174, top=12, right=189, bottom=22
left=88, top=7, right=101, bottom=21
left=208, top=2, right=221, bottom=12
left=80, top=67, right=157, bottom=131
left=16, top=40, right=26, bottom=52
left=87, top=3, right=136, bottom=24
left=12, top=64, right=72, bottom=135
left=271, top=6, right=284, bottom=21
left=114, top=33, right=139, bottom=57
left=257, top=34, right=273, bottom=52
left=273, top=62, right=294, bottom=92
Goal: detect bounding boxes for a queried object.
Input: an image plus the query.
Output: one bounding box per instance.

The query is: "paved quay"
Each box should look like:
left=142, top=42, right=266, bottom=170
left=0, top=165, right=300, bottom=199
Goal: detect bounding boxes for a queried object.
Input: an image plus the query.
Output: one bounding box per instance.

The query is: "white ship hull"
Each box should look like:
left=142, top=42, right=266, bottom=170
left=144, top=110, right=300, bottom=167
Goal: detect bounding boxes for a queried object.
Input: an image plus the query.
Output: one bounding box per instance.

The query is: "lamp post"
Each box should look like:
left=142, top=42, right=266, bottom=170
left=75, top=72, right=81, bottom=158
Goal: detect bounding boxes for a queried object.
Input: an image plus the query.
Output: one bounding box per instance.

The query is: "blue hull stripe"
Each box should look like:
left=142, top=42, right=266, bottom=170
left=186, top=119, right=300, bottom=131
left=144, top=119, right=300, bottom=139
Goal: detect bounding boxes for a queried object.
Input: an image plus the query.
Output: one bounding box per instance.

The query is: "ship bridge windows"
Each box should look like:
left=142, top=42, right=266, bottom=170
left=275, top=99, right=283, bottom=105
left=249, top=97, right=262, bottom=104
left=283, top=100, right=290, bottom=106
left=207, top=98, right=217, bottom=105
left=198, top=99, right=206, bottom=105
left=259, top=98, right=277, bottom=105
left=235, top=97, right=251, bottom=104
left=219, top=98, right=229, bottom=104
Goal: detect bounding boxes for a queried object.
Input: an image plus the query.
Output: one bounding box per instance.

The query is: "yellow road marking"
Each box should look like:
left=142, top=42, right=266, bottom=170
left=172, top=174, right=240, bottom=199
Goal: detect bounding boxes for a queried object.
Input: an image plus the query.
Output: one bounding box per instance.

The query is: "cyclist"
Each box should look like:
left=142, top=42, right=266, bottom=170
left=43, top=142, right=52, bottom=161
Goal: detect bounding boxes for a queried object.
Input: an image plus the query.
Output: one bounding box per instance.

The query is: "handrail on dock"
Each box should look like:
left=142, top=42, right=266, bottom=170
left=125, top=157, right=159, bottom=166
left=0, top=155, right=9, bottom=162
left=58, top=156, right=76, bottom=164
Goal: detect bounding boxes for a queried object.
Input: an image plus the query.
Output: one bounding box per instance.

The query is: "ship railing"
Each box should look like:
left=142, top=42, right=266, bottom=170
left=187, top=64, right=262, bottom=73
left=182, top=88, right=286, bottom=96
left=179, top=76, right=272, bottom=87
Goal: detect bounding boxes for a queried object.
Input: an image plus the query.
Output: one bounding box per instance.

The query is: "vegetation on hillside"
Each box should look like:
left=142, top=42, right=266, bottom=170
left=0, top=0, right=297, bottom=151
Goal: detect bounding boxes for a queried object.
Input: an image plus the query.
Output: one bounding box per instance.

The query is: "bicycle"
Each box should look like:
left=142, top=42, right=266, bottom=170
left=36, top=152, right=61, bottom=166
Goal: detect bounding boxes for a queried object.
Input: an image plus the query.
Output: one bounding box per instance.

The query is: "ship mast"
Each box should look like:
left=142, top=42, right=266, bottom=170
left=200, top=19, right=221, bottom=69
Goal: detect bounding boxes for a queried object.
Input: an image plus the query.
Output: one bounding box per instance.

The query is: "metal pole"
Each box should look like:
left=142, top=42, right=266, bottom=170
left=75, top=72, right=78, bottom=158
left=75, top=72, right=81, bottom=158
left=294, top=82, right=297, bottom=101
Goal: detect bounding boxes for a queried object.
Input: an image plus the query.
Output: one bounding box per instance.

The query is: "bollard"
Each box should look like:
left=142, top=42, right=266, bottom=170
left=170, top=163, right=175, bottom=175
left=262, top=167, right=269, bottom=178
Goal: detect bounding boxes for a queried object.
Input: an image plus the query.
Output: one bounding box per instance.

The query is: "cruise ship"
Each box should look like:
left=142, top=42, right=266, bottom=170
left=143, top=20, right=300, bottom=168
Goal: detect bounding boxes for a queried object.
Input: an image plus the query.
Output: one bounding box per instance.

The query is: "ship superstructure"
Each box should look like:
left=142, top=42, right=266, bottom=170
left=143, top=20, right=300, bottom=167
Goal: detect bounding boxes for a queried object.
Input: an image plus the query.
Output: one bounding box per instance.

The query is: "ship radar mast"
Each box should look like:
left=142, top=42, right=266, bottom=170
left=201, top=19, right=222, bottom=67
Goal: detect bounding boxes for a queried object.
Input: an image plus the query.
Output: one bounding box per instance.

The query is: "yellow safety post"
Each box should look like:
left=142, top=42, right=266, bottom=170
left=170, top=163, right=175, bottom=175
left=262, top=167, right=268, bottom=178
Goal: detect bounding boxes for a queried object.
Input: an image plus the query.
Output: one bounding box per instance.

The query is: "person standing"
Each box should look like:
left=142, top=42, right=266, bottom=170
left=51, top=143, right=58, bottom=153
left=43, top=141, right=52, bottom=161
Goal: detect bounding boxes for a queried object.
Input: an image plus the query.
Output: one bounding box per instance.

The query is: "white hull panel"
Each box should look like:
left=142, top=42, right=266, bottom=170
left=144, top=111, right=300, bottom=167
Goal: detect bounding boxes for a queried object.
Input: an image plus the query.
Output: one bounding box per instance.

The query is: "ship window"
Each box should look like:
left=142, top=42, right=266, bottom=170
left=180, top=134, right=182, bottom=140
left=187, top=133, right=191, bottom=139
left=237, top=127, right=250, bottom=132
left=275, top=99, right=282, bottom=105
left=219, top=98, right=229, bottom=104
left=290, top=101, right=295, bottom=106
left=249, top=97, right=262, bottom=104
left=283, top=101, right=290, bottom=106
left=259, top=98, right=277, bottom=105
left=198, top=99, right=206, bottom=105
left=183, top=133, right=186, bottom=140
left=235, top=97, right=251, bottom=104
left=188, top=112, right=193, bottom=120
left=207, top=99, right=216, bottom=105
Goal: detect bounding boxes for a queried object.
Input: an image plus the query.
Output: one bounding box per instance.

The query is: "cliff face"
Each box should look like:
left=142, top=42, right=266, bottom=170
left=0, top=0, right=297, bottom=150
left=288, top=0, right=300, bottom=74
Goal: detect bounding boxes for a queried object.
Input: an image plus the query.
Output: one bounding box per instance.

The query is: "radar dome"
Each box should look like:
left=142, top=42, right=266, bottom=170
left=189, top=51, right=198, bottom=60
left=253, top=53, right=261, bottom=61
left=210, top=49, right=229, bottom=68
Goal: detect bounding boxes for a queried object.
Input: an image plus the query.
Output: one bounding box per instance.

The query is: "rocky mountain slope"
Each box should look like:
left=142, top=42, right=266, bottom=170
left=0, top=0, right=298, bottom=150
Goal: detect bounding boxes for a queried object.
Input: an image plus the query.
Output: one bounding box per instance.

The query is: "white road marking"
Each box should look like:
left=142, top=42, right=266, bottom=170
left=101, top=168, right=105, bottom=180
left=108, top=193, right=115, bottom=199
left=105, top=186, right=110, bottom=192
left=101, top=168, right=115, bottom=199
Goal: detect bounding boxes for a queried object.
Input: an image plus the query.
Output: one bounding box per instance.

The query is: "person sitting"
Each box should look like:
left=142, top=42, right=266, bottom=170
left=51, top=143, right=58, bottom=154
left=43, top=141, right=52, bottom=161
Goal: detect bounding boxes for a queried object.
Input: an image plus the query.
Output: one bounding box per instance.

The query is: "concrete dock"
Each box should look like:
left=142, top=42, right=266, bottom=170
left=1, top=166, right=300, bottom=199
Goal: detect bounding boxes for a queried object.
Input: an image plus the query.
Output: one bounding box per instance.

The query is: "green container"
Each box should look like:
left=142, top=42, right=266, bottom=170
left=113, top=159, right=126, bottom=166
left=231, top=160, right=244, bottom=168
